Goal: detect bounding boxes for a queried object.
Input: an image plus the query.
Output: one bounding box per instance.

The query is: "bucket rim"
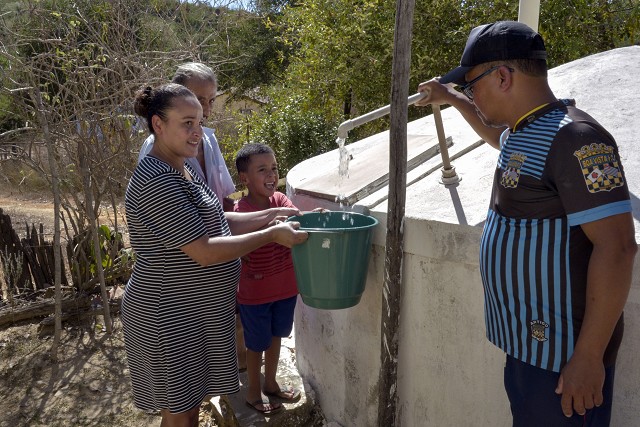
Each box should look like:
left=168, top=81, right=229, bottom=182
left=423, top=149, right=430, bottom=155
left=286, top=211, right=379, bottom=232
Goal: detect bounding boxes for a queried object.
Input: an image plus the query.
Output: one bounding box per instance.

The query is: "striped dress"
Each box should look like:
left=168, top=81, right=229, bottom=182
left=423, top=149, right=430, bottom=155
left=122, top=156, right=241, bottom=413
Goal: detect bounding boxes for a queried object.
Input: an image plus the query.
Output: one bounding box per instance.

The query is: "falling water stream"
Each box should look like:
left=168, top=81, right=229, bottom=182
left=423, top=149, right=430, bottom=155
left=336, top=136, right=351, bottom=218
left=337, top=137, right=349, bottom=178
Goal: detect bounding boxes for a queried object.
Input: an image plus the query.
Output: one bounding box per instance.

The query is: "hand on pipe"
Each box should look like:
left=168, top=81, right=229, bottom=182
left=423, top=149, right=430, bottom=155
left=414, top=77, right=464, bottom=107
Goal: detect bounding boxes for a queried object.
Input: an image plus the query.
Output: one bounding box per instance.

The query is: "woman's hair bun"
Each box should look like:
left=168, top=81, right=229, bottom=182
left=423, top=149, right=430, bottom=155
left=134, top=86, right=154, bottom=118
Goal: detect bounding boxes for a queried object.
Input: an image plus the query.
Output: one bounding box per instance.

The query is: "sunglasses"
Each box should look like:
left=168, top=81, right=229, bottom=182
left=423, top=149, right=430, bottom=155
left=461, top=65, right=515, bottom=100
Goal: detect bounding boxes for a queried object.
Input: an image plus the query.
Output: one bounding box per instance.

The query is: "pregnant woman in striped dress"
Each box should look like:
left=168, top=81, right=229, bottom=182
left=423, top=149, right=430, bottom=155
left=123, top=83, right=308, bottom=427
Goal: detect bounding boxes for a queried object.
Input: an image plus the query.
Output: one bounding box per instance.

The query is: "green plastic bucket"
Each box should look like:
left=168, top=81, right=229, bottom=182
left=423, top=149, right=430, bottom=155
left=287, top=211, right=378, bottom=309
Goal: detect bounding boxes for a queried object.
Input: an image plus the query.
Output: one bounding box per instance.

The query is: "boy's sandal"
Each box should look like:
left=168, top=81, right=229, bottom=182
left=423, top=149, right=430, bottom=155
left=263, top=386, right=301, bottom=402
left=245, top=399, right=283, bottom=415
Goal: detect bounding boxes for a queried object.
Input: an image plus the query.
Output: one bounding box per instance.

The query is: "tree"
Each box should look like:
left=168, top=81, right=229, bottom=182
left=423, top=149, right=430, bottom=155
left=540, top=0, right=640, bottom=67
left=245, top=0, right=640, bottom=151
left=230, top=88, right=337, bottom=177
left=0, top=0, right=230, bottom=344
left=213, top=6, right=291, bottom=93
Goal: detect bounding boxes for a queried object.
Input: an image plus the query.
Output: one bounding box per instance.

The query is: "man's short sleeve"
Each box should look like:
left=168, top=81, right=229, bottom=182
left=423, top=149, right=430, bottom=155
left=547, top=120, right=631, bottom=226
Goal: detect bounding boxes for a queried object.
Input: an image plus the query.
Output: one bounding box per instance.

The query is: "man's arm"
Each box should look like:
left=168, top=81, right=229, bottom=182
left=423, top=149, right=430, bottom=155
left=556, top=212, right=637, bottom=417
left=415, top=78, right=505, bottom=149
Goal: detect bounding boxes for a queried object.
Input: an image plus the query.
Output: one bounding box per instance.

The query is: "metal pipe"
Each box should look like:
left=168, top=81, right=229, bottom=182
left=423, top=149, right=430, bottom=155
left=336, top=92, right=425, bottom=139
left=336, top=92, right=460, bottom=185
left=518, top=0, right=541, bottom=31
left=432, top=105, right=452, bottom=169
left=432, top=104, right=460, bottom=185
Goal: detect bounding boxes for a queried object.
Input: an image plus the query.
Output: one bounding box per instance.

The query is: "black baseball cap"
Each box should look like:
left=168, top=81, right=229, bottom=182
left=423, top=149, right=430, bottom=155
left=440, top=21, right=547, bottom=86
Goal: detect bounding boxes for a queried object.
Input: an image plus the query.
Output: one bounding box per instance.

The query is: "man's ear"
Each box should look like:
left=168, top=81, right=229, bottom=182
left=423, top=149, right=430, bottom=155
left=498, top=66, right=513, bottom=89
left=151, top=114, right=163, bottom=135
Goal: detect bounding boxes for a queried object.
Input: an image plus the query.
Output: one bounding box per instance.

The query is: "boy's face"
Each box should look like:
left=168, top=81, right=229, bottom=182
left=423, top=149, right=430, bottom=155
left=240, top=152, right=279, bottom=199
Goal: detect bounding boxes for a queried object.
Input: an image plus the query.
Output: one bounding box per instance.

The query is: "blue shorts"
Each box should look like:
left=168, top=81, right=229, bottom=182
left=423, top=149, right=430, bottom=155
left=504, top=355, right=615, bottom=427
left=239, top=296, right=297, bottom=352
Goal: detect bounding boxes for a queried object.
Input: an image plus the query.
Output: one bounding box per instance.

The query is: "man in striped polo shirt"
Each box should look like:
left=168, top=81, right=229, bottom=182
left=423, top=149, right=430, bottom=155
left=416, top=21, right=637, bottom=426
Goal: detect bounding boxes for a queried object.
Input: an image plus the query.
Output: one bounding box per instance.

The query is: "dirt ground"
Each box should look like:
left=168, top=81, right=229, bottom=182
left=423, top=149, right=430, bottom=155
left=0, top=189, right=326, bottom=427
left=0, top=190, right=212, bottom=427
left=0, top=318, right=163, bottom=427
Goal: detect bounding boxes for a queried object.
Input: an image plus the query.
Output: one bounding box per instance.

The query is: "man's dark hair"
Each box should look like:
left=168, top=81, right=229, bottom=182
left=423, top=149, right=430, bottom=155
left=504, top=59, right=548, bottom=78
left=235, top=143, right=275, bottom=173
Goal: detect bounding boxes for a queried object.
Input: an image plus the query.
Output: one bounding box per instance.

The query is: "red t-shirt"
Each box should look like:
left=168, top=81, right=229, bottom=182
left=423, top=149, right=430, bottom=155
left=233, top=192, right=298, bottom=304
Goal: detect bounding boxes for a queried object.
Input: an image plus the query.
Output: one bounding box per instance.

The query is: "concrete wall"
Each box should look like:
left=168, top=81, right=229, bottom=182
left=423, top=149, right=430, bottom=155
left=292, top=210, right=640, bottom=426
left=395, top=218, right=508, bottom=426
left=294, top=231, right=384, bottom=426
left=292, top=211, right=513, bottom=426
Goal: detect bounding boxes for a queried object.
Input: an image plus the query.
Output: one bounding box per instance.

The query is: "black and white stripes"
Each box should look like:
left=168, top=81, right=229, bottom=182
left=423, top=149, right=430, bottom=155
left=122, top=157, right=241, bottom=413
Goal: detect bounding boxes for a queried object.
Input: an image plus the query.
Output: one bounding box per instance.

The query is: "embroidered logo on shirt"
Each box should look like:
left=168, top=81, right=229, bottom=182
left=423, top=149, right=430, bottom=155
left=574, top=143, right=625, bottom=193
left=500, top=152, right=527, bottom=188
left=530, top=320, right=549, bottom=342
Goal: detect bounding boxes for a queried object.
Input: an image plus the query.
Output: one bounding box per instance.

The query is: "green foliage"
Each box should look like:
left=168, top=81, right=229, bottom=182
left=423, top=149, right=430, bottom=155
left=232, top=87, right=338, bottom=177
left=277, top=0, right=396, bottom=120
left=412, top=0, right=516, bottom=83
left=214, top=8, right=291, bottom=93
left=0, top=93, right=22, bottom=133
left=68, top=225, right=133, bottom=289
left=540, top=0, right=640, bottom=67
left=257, top=0, right=640, bottom=147
left=93, top=225, right=125, bottom=272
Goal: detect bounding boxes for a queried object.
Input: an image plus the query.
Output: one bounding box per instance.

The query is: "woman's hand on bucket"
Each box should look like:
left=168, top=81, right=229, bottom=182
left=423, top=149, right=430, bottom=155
left=271, top=220, right=308, bottom=248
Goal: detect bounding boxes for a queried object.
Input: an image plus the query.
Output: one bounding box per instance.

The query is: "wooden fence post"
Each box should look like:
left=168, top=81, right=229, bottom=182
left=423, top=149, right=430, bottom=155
left=378, top=0, right=415, bottom=426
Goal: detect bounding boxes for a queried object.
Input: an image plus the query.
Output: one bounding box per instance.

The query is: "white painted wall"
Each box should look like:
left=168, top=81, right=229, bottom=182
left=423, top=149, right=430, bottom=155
left=289, top=46, right=640, bottom=426
left=292, top=214, right=513, bottom=426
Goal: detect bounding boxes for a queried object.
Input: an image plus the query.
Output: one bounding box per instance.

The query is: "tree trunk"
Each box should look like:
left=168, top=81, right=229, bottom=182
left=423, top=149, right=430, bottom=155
left=378, top=1, right=415, bottom=426
left=33, top=88, right=64, bottom=359
left=78, top=137, right=113, bottom=335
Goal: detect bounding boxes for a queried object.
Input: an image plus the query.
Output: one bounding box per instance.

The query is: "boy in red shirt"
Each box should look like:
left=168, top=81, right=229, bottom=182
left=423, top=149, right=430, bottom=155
left=234, top=143, right=301, bottom=415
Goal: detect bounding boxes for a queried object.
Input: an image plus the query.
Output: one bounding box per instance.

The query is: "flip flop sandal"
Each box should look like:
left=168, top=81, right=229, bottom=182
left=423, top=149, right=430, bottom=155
left=245, top=399, right=283, bottom=415
left=263, top=386, right=301, bottom=402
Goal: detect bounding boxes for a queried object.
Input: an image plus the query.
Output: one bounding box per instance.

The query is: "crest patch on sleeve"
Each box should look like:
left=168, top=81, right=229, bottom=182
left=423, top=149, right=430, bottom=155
left=573, top=143, right=625, bottom=193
